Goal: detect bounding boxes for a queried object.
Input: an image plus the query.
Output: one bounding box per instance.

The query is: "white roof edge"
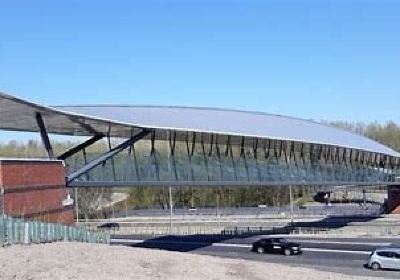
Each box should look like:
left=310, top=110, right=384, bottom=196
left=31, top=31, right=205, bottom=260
left=53, top=106, right=400, bottom=158
left=1, top=91, right=400, bottom=158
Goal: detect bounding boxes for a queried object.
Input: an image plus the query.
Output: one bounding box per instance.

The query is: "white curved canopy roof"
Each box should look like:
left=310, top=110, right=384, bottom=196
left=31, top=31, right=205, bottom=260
left=1, top=92, right=399, bottom=158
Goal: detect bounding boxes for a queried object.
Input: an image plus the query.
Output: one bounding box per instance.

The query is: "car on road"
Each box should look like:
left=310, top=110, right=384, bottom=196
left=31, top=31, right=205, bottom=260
left=252, top=238, right=301, bottom=256
left=367, top=247, right=400, bottom=270
left=97, top=222, right=120, bottom=230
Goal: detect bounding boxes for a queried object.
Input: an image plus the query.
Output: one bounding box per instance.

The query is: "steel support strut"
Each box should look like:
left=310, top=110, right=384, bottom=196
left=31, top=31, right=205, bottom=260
left=58, top=134, right=104, bottom=160
left=35, top=112, right=54, bottom=158
left=67, top=130, right=150, bottom=183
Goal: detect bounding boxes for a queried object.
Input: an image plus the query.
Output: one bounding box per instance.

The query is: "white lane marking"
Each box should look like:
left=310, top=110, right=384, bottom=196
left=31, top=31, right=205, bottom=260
left=290, top=240, right=391, bottom=246
left=112, top=239, right=144, bottom=244
left=111, top=239, right=252, bottom=248
left=212, top=243, right=252, bottom=249
left=111, top=239, right=209, bottom=246
left=303, top=248, right=371, bottom=255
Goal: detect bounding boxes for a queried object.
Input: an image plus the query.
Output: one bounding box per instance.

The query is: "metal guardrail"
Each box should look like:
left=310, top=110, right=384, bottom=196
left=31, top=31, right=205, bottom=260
left=221, top=226, right=290, bottom=236
left=0, top=216, right=109, bottom=246
left=113, top=204, right=382, bottom=219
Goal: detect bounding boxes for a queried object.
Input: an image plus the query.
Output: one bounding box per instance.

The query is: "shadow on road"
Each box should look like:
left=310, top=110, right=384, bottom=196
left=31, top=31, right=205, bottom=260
left=128, top=234, right=233, bottom=252
left=112, top=215, right=380, bottom=252
left=291, top=215, right=378, bottom=230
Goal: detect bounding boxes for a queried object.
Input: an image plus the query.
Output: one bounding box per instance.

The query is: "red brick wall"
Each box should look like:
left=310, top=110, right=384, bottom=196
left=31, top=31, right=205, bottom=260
left=388, top=186, right=400, bottom=214
left=0, top=159, right=74, bottom=225
left=0, top=163, right=2, bottom=188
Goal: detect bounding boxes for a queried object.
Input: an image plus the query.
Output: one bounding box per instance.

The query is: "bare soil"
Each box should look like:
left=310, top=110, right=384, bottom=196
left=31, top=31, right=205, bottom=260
left=0, top=243, right=392, bottom=280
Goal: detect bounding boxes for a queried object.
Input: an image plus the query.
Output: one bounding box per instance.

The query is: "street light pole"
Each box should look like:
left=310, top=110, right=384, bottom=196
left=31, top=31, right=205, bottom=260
left=167, top=130, right=173, bottom=234
left=75, top=188, right=79, bottom=224
left=216, top=193, right=220, bottom=229
left=289, top=185, right=294, bottom=225
left=169, top=186, right=173, bottom=234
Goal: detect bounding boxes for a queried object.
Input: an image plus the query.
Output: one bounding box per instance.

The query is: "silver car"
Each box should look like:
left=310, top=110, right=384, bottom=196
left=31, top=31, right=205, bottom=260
left=367, top=247, right=400, bottom=270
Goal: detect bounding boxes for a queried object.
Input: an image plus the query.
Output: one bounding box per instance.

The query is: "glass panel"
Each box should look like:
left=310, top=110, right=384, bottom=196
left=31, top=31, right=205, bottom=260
left=65, top=137, right=391, bottom=185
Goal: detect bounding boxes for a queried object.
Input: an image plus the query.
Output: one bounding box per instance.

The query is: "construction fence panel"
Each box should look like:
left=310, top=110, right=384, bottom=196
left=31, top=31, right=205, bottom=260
left=0, top=216, right=109, bottom=247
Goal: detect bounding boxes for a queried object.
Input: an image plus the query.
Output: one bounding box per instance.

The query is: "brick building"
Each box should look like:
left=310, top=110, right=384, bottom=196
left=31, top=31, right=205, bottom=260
left=0, top=159, right=74, bottom=224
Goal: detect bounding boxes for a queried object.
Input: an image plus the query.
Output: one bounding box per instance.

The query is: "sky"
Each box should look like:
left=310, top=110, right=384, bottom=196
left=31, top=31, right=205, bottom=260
left=1, top=0, right=399, bottom=127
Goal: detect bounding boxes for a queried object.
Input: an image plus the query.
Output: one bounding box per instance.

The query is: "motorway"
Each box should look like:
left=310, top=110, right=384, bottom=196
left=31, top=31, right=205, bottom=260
left=111, top=235, right=400, bottom=278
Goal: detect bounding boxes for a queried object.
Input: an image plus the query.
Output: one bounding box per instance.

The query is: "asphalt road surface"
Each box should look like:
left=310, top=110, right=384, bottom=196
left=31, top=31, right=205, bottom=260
left=111, top=235, right=400, bottom=278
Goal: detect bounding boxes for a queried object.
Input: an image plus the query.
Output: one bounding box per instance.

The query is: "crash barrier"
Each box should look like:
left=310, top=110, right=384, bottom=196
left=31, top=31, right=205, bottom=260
left=221, top=226, right=290, bottom=236
left=0, top=216, right=109, bottom=246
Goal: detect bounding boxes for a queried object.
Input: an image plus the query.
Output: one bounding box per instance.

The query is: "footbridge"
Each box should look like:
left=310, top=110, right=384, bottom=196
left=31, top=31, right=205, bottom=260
left=1, top=92, right=399, bottom=189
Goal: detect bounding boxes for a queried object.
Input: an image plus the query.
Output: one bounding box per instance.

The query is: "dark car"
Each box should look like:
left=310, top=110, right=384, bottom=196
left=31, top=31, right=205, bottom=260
left=97, top=222, right=120, bottom=230
left=252, top=238, right=301, bottom=256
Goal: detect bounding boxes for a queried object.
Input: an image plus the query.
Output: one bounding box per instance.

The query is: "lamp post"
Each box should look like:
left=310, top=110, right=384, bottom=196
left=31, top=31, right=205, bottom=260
left=216, top=192, right=220, bottom=229
left=289, top=185, right=294, bottom=225
left=167, top=130, right=173, bottom=234
left=169, top=186, right=173, bottom=234
left=75, top=188, right=79, bottom=224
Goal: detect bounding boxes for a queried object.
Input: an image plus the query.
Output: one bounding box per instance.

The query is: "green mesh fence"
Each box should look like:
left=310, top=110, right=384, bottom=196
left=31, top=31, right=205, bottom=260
left=0, top=216, right=109, bottom=246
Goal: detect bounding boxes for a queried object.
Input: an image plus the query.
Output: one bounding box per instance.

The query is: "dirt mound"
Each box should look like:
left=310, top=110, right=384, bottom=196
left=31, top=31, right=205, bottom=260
left=0, top=243, right=390, bottom=280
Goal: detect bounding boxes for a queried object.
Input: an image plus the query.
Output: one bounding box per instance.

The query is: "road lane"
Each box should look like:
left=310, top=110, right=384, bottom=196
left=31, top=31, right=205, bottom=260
left=110, top=235, right=400, bottom=278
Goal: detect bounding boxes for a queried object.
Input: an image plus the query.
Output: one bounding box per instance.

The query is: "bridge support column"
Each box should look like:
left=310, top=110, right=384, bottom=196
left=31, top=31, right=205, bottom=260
left=387, top=185, right=400, bottom=214
left=0, top=159, right=74, bottom=224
